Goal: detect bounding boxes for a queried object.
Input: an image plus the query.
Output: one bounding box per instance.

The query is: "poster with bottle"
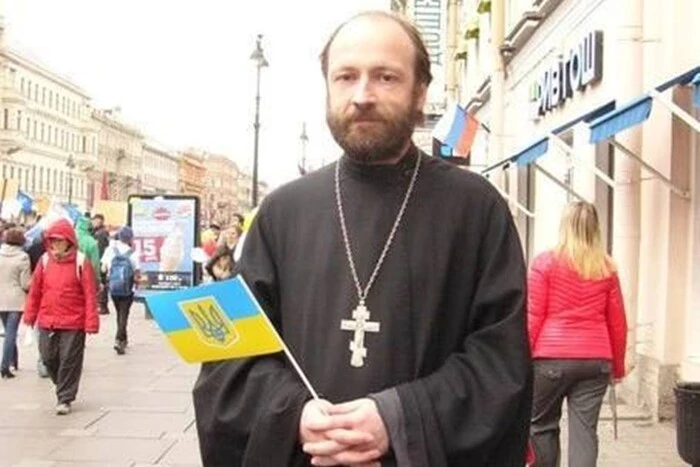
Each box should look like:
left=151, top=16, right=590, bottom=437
left=128, top=195, right=200, bottom=297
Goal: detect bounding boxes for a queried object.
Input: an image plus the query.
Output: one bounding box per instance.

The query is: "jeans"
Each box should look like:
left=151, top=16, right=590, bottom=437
left=531, top=359, right=611, bottom=467
left=0, top=311, right=21, bottom=371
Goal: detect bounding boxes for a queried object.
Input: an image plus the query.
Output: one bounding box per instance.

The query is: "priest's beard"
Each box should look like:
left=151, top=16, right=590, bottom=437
left=327, top=92, right=422, bottom=164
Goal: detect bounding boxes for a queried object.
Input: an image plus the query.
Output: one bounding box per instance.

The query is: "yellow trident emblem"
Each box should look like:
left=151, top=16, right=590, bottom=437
left=179, top=297, right=239, bottom=348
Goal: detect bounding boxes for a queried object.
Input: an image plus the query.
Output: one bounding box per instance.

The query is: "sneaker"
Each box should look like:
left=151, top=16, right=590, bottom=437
left=56, top=403, right=71, bottom=415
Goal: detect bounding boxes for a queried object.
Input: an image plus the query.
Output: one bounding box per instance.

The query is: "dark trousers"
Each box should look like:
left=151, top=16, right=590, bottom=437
left=111, top=295, right=134, bottom=345
left=531, top=359, right=611, bottom=467
left=98, top=281, right=109, bottom=313
left=0, top=311, right=21, bottom=371
left=38, top=329, right=86, bottom=404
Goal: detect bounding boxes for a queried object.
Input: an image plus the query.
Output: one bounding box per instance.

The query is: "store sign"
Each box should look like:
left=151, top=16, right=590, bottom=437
left=411, top=0, right=447, bottom=108
left=531, top=31, right=603, bottom=116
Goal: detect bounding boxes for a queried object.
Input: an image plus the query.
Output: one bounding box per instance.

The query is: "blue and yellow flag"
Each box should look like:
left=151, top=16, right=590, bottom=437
left=145, top=276, right=284, bottom=363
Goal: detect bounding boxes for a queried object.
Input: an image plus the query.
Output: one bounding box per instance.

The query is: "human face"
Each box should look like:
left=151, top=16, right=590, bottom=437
left=213, top=255, right=233, bottom=280
left=91, top=217, right=103, bottom=230
left=325, top=16, right=427, bottom=164
left=49, top=237, right=70, bottom=255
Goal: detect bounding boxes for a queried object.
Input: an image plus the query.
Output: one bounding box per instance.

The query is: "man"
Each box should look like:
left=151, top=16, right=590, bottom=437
left=91, top=214, right=111, bottom=315
left=194, top=11, right=532, bottom=467
left=101, top=226, right=140, bottom=355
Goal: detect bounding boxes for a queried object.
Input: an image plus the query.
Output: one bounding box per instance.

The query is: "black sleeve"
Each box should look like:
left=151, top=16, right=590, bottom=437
left=192, top=207, right=311, bottom=467
left=396, top=194, right=533, bottom=466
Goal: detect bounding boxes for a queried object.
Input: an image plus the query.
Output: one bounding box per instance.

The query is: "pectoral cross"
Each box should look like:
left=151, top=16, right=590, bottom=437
left=340, top=303, right=380, bottom=368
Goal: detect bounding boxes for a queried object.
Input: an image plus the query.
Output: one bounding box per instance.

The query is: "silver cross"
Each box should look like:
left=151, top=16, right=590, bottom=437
left=340, top=304, right=380, bottom=367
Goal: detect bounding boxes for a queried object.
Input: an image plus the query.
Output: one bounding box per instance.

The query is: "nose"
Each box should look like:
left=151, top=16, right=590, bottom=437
left=351, top=76, right=376, bottom=107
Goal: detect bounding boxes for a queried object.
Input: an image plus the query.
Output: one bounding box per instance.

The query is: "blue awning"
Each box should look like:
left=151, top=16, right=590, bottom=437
left=655, top=65, right=700, bottom=92
left=515, top=138, right=549, bottom=166
left=693, top=73, right=700, bottom=108
left=553, top=100, right=616, bottom=135
left=588, top=95, right=653, bottom=144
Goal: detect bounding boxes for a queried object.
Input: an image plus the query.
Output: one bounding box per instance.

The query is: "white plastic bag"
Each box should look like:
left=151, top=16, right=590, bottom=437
left=20, top=323, right=35, bottom=347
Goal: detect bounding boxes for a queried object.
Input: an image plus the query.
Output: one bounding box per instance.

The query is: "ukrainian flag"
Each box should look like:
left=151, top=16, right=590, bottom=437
left=145, top=276, right=283, bottom=363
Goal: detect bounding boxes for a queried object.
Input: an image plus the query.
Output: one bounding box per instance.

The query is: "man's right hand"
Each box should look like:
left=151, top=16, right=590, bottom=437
left=299, top=399, right=374, bottom=463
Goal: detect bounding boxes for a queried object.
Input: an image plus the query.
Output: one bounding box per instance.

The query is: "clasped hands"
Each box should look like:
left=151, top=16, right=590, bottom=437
left=299, top=398, right=389, bottom=467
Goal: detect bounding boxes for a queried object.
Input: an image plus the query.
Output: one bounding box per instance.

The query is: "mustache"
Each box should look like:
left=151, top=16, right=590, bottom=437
left=346, top=108, right=386, bottom=123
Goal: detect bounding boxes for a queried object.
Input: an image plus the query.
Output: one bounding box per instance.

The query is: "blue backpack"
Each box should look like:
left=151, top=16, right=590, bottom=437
left=108, top=247, right=135, bottom=297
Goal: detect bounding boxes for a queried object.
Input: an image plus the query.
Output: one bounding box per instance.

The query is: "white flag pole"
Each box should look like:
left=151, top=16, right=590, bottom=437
left=238, top=276, right=320, bottom=400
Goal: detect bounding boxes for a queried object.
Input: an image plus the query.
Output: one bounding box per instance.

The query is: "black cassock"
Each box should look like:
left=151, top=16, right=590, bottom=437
left=194, top=149, right=533, bottom=466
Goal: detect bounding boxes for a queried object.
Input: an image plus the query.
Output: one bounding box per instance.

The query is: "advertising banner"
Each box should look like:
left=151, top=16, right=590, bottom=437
left=128, top=195, right=200, bottom=296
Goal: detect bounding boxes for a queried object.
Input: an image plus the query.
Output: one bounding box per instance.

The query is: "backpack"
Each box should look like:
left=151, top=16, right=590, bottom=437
left=41, top=251, right=86, bottom=281
left=108, top=247, right=135, bottom=297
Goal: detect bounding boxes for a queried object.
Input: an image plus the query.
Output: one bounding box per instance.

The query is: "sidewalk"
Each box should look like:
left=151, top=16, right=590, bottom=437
left=0, top=304, right=689, bottom=466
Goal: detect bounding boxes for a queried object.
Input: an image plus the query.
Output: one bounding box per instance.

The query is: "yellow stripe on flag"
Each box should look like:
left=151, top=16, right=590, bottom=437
left=167, top=314, right=284, bottom=363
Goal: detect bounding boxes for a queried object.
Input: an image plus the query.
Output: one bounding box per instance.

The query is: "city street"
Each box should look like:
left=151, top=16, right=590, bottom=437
left=0, top=304, right=689, bottom=466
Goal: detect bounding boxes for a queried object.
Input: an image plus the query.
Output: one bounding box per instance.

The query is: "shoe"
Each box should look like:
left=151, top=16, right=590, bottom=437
left=37, top=361, right=49, bottom=378
left=114, top=341, right=126, bottom=355
left=56, top=402, right=71, bottom=415
left=1, top=368, right=15, bottom=379
left=98, top=309, right=110, bottom=315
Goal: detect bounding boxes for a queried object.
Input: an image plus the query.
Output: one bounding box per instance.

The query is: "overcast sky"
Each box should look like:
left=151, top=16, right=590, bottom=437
left=4, top=0, right=390, bottom=188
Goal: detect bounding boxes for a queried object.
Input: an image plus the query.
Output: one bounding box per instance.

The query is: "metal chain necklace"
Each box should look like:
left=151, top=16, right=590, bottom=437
left=335, top=152, right=421, bottom=367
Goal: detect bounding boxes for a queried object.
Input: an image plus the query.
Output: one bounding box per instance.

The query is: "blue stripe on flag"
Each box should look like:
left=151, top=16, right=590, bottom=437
left=444, top=107, right=466, bottom=148
left=146, top=276, right=261, bottom=333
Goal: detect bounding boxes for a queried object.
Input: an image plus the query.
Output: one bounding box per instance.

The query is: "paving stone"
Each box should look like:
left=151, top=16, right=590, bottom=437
left=90, top=412, right=192, bottom=439
left=46, top=437, right=175, bottom=463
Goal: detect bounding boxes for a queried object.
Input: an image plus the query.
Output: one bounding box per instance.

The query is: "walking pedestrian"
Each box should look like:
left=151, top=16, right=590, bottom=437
left=75, top=216, right=101, bottom=287
left=528, top=201, right=628, bottom=467
left=23, top=219, right=99, bottom=415
left=101, top=226, right=140, bottom=355
left=91, top=214, right=111, bottom=315
left=0, top=228, right=31, bottom=379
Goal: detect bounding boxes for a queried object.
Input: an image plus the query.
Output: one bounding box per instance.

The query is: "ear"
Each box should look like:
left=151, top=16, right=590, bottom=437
left=414, top=83, right=428, bottom=111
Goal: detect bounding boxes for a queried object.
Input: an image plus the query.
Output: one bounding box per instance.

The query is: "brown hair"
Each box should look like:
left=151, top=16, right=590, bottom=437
left=319, top=10, right=433, bottom=88
left=3, top=227, right=26, bottom=247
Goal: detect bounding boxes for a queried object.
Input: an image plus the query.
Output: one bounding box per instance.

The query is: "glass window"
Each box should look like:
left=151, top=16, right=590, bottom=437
left=24, top=168, right=29, bottom=190
left=54, top=127, right=58, bottom=145
left=40, top=123, right=45, bottom=142
left=42, top=87, right=46, bottom=105
left=20, top=77, right=24, bottom=93
left=16, top=110, right=22, bottom=131
left=31, top=166, right=36, bottom=192
left=39, top=167, right=44, bottom=192
left=3, top=108, right=8, bottom=129
left=27, top=80, right=32, bottom=99
left=59, top=171, right=64, bottom=193
left=34, top=84, right=39, bottom=101
left=53, top=169, right=57, bottom=193
left=10, top=166, right=14, bottom=178
left=49, top=90, right=53, bottom=108
left=82, top=136, right=87, bottom=153
left=26, top=117, right=29, bottom=135
left=32, top=120, right=37, bottom=139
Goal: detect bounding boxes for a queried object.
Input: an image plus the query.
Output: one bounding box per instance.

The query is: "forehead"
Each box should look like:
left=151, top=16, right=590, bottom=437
left=327, top=16, right=416, bottom=73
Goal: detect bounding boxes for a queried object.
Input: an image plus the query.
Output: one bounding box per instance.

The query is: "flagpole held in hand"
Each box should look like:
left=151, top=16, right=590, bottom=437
left=239, top=277, right=321, bottom=401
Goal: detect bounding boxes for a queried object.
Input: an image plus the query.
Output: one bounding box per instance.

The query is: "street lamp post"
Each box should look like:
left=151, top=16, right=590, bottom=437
left=66, top=154, right=76, bottom=205
left=250, top=34, right=268, bottom=208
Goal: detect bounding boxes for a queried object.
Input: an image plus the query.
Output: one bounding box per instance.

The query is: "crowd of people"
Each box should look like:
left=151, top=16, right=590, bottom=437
left=0, top=211, right=245, bottom=416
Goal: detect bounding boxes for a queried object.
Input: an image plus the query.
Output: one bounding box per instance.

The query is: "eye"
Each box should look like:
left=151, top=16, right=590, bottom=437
left=379, top=73, right=398, bottom=83
left=334, top=73, right=355, bottom=83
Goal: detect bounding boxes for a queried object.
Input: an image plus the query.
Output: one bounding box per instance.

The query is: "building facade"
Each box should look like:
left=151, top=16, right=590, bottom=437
left=92, top=108, right=144, bottom=202
left=178, top=149, right=206, bottom=200
left=0, top=40, right=98, bottom=211
left=459, top=0, right=700, bottom=419
left=203, top=153, right=240, bottom=227
left=142, top=142, right=179, bottom=195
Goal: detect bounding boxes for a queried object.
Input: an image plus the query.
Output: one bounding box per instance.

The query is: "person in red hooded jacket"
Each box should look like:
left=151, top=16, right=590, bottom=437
left=527, top=201, right=627, bottom=467
left=23, top=218, right=99, bottom=416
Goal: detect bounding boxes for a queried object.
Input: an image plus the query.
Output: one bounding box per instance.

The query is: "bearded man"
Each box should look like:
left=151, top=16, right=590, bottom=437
left=193, top=11, right=532, bottom=467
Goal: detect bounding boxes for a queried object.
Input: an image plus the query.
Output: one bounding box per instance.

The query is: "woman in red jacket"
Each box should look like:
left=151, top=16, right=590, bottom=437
left=528, top=201, right=627, bottom=467
left=24, top=219, right=99, bottom=415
